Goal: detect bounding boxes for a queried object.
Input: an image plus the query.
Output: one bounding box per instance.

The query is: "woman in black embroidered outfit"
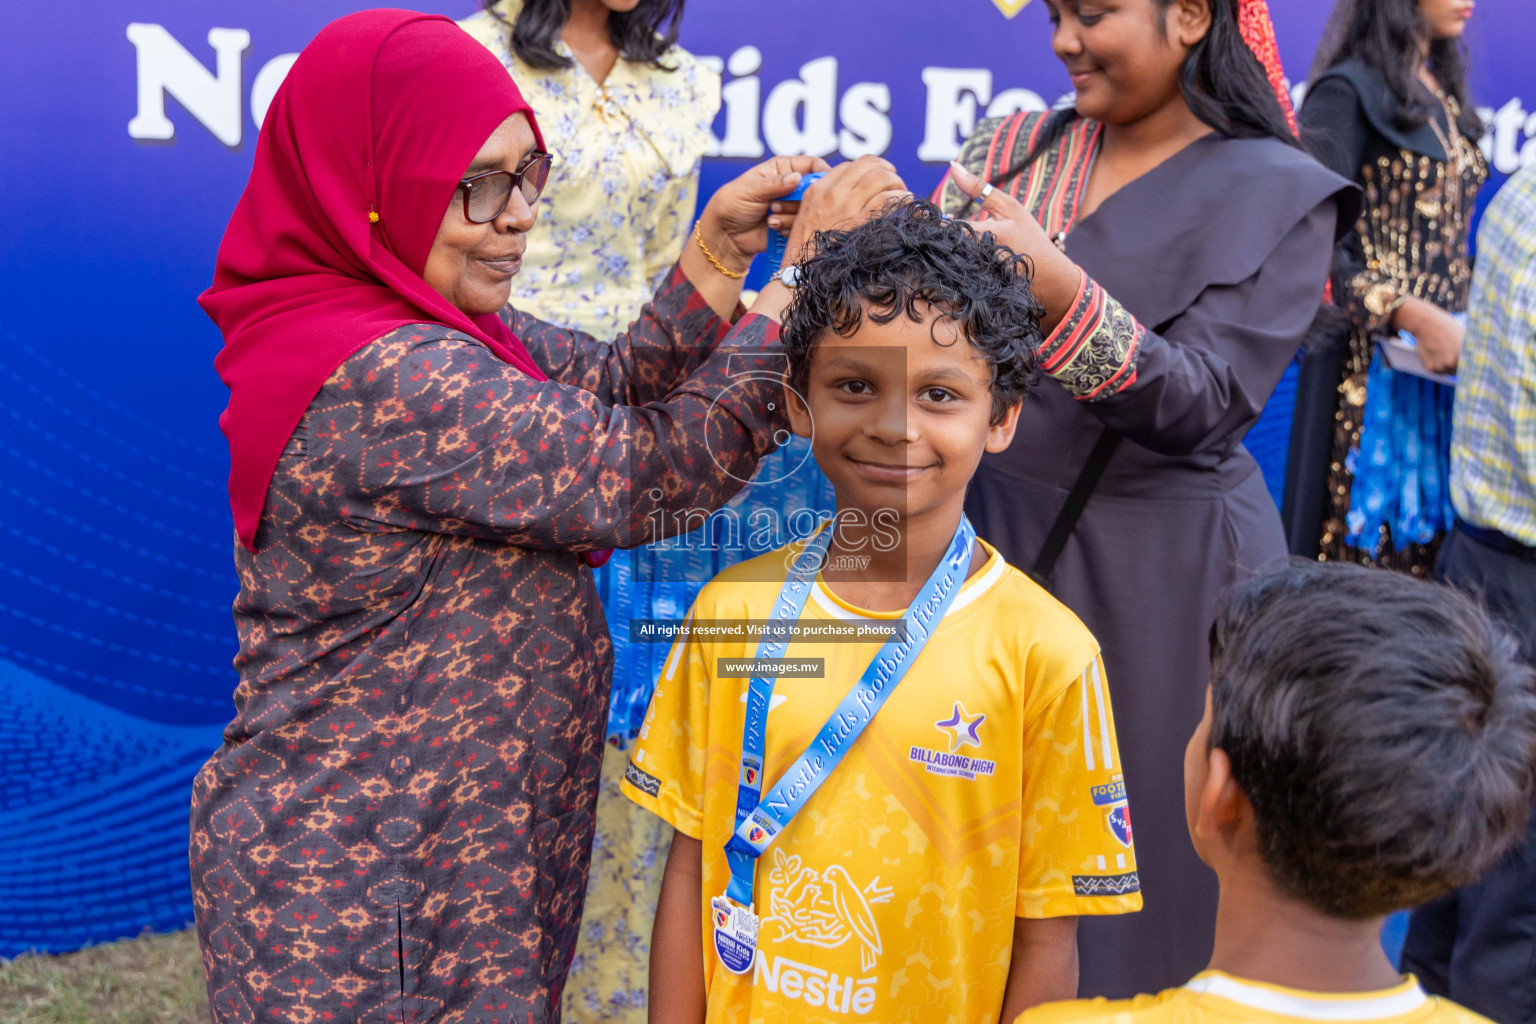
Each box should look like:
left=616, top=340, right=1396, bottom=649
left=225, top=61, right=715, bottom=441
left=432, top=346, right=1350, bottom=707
left=190, top=10, right=902, bottom=1023
left=1295, top=0, right=1486, bottom=574
left=935, top=0, right=1357, bottom=999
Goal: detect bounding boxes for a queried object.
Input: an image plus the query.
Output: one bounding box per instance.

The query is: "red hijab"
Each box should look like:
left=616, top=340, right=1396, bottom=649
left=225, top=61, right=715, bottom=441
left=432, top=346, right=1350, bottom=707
left=200, top=9, right=548, bottom=551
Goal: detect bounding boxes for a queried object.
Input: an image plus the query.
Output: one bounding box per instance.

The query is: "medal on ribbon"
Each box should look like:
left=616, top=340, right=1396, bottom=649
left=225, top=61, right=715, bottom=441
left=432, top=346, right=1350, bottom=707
left=710, top=894, right=759, bottom=975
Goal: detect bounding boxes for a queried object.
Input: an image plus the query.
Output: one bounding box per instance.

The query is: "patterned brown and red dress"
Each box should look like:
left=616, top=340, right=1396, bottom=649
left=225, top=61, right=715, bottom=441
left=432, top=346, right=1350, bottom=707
left=190, top=268, right=782, bottom=1024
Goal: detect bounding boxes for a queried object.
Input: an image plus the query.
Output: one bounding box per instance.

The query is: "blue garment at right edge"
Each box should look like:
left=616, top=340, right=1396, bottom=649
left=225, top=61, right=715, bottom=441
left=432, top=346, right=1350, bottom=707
left=596, top=436, right=836, bottom=745
left=1346, top=351, right=1456, bottom=553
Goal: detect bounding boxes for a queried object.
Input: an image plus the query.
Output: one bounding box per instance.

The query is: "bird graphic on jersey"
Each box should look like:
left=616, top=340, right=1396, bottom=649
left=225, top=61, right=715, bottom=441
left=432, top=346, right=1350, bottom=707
left=765, top=850, right=894, bottom=972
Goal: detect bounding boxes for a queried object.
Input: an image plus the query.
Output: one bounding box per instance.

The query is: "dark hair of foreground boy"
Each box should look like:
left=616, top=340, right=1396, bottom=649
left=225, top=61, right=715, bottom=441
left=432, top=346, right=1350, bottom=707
left=780, top=197, right=1043, bottom=424
left=1209, top=561, right=1536, bottom=919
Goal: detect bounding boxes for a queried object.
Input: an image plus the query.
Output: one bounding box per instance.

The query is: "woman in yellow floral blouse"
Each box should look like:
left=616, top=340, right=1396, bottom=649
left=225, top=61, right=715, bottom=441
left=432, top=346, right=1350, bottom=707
left=462, top=0, right=717, bottom=340
left=459, top=2, right=718, bottom=1021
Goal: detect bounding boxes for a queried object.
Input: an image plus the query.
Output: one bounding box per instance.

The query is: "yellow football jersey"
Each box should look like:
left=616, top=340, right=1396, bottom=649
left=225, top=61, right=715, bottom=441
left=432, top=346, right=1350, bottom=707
left=1017, top=971, right=1494, bottom=1024
left=622, top=539, right=1142, bottom=1024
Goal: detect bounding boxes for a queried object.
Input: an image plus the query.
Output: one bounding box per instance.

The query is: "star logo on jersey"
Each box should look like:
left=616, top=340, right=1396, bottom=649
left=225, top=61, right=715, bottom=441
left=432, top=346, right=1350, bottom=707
left=990, top=0, right=1034, bottom=18
left=935, top=702, right=985, bottom=753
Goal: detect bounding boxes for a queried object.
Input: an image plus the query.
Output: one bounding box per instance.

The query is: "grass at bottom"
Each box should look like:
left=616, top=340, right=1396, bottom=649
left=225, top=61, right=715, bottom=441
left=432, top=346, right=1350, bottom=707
left=0, top=928, right=208, bottom=1024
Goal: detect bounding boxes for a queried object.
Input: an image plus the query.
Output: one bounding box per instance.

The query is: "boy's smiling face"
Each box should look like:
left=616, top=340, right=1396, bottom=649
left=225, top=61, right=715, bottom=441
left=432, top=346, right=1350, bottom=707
left=784, top=302, right=1021, bottom=525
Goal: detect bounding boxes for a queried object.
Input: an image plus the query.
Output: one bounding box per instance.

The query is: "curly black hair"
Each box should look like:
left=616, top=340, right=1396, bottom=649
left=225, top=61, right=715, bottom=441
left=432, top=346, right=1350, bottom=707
left=1209, top=561, right=1536, bottom=919
left=780, top=197, right=1043, bottom=425
left=483, top=0, right=683, bottom=73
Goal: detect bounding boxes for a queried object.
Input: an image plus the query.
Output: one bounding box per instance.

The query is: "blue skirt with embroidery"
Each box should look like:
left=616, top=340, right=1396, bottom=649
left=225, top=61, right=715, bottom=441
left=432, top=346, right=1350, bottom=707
left=1345, top=348, right=1456, bottom=554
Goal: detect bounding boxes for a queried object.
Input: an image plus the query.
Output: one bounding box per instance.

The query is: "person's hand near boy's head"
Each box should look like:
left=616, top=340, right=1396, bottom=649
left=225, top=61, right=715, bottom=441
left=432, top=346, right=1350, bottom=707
left=1181, top=561, right=1536, bottom=996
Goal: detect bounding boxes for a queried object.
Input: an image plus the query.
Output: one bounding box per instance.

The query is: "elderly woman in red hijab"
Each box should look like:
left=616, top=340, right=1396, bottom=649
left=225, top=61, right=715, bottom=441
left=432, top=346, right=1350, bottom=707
left=189, top=10, right=902, bottom=1022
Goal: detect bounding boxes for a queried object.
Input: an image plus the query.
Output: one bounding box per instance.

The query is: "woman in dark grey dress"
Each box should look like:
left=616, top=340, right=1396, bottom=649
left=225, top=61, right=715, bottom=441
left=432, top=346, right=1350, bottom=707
left=936, top=0, right=1358, bottom=999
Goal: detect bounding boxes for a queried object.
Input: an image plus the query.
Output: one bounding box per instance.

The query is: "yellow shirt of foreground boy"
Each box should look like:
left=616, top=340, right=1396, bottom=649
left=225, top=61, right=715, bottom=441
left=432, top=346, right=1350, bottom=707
left=624, top=539, right=1143, bottom=1023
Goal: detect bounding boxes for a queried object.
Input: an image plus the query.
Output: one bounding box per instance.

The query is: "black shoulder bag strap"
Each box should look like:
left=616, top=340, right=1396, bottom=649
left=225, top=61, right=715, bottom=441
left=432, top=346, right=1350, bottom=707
left=1028, top=427, right=1123, bottom=588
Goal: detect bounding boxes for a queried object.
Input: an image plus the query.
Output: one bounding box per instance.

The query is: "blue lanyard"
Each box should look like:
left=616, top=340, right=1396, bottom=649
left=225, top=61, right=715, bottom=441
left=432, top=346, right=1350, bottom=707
left=722, top=517, right=977, bottom=906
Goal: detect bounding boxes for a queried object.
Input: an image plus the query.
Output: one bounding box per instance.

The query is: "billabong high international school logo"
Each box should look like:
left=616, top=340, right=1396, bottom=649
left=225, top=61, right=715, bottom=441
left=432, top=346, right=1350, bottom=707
left=909, top=702, right=996, bottom=780
left=991, top=0, right=1035, bottom=17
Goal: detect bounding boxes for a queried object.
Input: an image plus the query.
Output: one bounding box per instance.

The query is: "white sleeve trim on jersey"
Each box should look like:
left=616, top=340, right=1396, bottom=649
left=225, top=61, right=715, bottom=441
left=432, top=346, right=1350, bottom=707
left=1080, top=664, right=1096, bottom=772
left=1089, top=657, right=1113, bottom=772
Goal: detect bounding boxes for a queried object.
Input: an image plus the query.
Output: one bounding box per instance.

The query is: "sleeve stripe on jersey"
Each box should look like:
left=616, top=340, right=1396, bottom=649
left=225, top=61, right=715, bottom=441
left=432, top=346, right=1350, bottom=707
left=662, top=607, right=694, bottom=683
left=1080, top=666, right=1096, bottom=772
left=1090, top=657, right=1114, bottom=772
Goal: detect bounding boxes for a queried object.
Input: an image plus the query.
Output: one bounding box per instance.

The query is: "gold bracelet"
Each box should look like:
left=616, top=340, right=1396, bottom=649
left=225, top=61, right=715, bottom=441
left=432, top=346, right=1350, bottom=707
left=1363, top=282, right=1401, bottom=319
left=693, top=222, right=748, bottom=280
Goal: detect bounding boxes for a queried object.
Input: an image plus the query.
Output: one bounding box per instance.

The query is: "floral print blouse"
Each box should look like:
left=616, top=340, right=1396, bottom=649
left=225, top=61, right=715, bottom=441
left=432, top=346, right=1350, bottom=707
left=460, top=1, right=721, bottom=340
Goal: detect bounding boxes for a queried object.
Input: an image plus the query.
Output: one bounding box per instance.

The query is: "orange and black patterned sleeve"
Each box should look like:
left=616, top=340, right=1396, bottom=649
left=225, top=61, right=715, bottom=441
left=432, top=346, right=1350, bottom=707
left=314, top=267, right=785, bottom=552
left=504, top=262, right=743, bottom=408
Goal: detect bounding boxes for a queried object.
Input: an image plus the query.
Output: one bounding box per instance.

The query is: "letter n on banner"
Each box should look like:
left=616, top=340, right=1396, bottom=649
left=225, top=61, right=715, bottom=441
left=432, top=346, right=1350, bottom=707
left=126, top=24, right=249, bottom=147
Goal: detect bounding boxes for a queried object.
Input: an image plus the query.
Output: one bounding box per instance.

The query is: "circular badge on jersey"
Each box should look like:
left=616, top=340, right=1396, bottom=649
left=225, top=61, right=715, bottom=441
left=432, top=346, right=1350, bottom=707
left=710, top=894, right=759, bottom=975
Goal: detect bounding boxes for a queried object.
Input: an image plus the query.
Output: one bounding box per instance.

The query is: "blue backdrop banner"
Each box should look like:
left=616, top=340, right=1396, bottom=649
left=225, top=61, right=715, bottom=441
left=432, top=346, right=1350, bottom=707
left=2, top=0, right=1532, bottom=955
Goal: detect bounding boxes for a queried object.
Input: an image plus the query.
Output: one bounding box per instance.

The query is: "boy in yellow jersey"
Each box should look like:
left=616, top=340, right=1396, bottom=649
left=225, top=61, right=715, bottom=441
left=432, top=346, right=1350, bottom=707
left=1015, top=561, right=1536, bottom=1024
left=621, top=198, right=1142, bottom=1024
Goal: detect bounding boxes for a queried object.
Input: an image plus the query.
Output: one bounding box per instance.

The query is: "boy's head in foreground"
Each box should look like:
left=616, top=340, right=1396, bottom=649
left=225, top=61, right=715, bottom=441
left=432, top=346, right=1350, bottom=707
left=1188, top=561, right=1536, bottom=921
left=779, top=198, right=1043, bottom=522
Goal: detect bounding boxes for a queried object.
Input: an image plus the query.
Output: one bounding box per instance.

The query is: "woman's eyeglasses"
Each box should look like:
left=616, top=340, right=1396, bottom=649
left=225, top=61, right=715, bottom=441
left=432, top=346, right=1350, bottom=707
left=456, top=152, right=553, bottom=224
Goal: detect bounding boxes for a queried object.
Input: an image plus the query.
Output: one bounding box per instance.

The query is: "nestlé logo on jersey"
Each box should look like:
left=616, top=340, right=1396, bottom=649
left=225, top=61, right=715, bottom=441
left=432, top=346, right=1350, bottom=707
left=754, top=952, right=877, bottom=1015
